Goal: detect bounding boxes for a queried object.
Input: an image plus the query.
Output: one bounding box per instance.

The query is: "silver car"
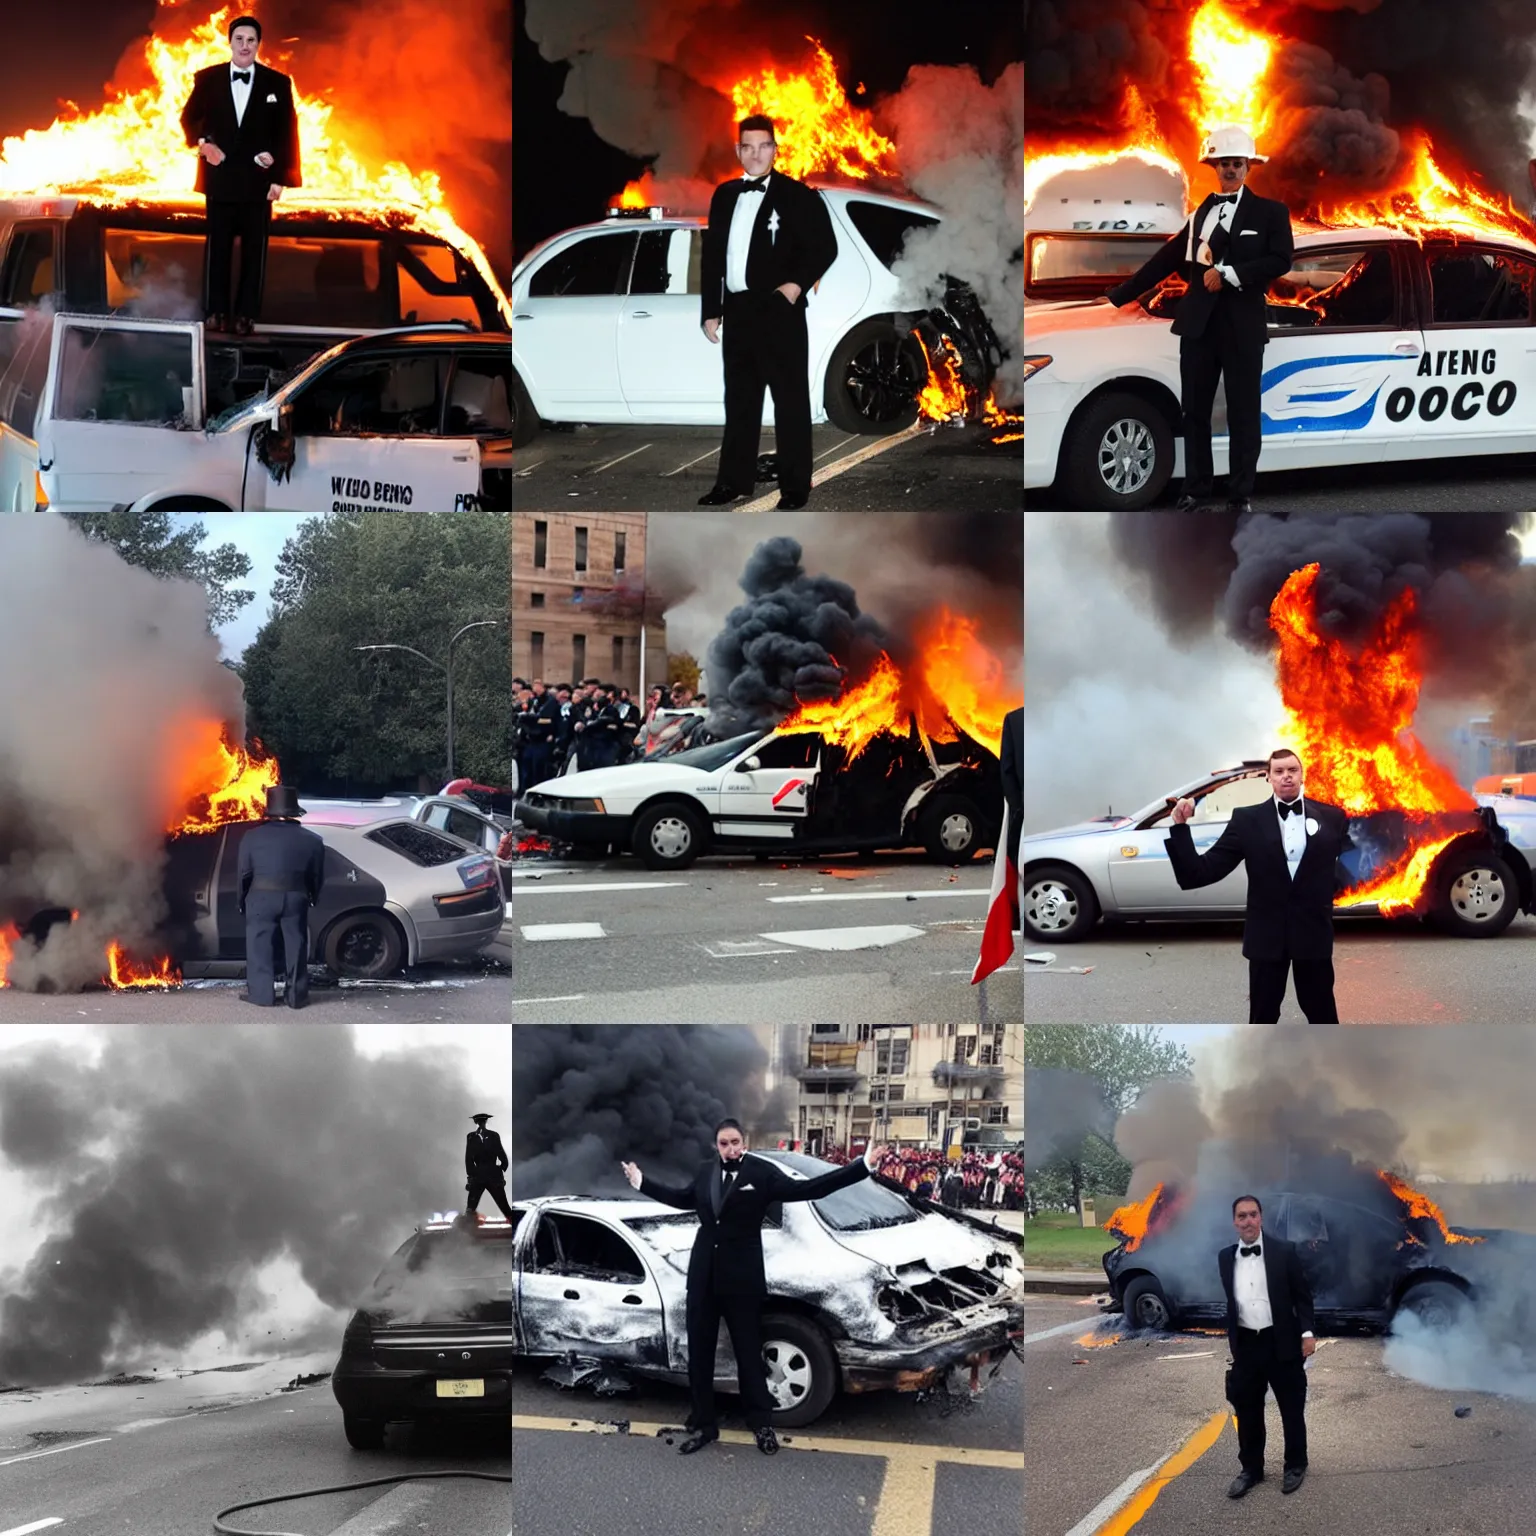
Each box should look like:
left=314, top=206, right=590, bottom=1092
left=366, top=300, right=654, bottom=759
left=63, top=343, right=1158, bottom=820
left=1024, top=762, right=1536, bottom=943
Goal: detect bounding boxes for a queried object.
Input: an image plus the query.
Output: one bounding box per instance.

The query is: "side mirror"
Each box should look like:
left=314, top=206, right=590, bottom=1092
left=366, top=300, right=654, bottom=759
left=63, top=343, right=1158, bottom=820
left=739, top=756, right=761, bottom=772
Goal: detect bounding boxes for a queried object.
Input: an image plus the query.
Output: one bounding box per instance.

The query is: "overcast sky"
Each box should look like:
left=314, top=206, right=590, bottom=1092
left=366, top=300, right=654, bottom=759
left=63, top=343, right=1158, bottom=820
left=170, top=514, right=301, bottom=663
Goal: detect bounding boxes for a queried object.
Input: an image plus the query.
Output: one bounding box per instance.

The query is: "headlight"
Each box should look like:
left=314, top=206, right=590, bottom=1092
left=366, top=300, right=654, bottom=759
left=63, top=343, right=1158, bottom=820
left=557, top=798, right=606, bottom=814
left=1022, top=354, right=1052, bottom=384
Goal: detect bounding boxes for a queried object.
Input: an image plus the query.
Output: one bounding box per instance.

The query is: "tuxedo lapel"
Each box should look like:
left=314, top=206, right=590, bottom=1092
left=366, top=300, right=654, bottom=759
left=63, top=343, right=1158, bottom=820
left=709, top=1160, right=724, bottom=1216
left=1261, top=1236, right=1282, bottom=1313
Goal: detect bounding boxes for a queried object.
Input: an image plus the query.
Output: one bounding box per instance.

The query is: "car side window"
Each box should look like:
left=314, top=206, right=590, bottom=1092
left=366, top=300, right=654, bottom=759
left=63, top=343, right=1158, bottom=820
left=1286, top=1198, right=1329, bottom=1245
left=397, top=241, right=482, bottom=326
left=290, top=353, right=447, bottom=436
left=628, top=230, right=697, bottom=296
left=0, top=310, right=53, bottom=438
left=743, top=734, right=820, bottom=771
left=444, top=353, right=514, bottom=436
left=528, top=233, right=638, bottom=298
left=0, top=223, right=59, bottom=306
left=1266, top=247, right=1395, bottom=331
left=843, top=200, right=937, bottom=271
left=1427, top=245, right=1536, bottom=326
left=1189, top=775, right=1274, bottom=825
left=53, top=325, right=195, bottom=426
left=444, top=808, right=487, bottom=845
left=540, top=1214, right=645, bottom=1281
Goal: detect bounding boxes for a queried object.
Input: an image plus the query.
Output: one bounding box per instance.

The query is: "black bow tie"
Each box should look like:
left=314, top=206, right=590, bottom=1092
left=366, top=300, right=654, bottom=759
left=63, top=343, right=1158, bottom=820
left=739, top=180, right=767, bottom=194
left=232, top=71, right=252, bottom=84
left=1277, top=799, right=1302, bottom=819
left=1240, top=1244, right=1262, bottom=1257
left=1215, top=193, right=1238, bottom=203
left=721, top=1162, right=738, bottom=1175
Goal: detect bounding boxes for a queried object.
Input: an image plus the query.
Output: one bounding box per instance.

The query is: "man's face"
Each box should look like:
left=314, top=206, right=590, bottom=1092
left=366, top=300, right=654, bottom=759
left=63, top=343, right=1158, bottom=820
left=1212, top=156, right=1250, bottom=194
left=1233, top=1200, right=1263, bottom=1242
left=230, top=25, right=260, bottom=68
left=737, top=129, right=777, bottom=179
left=1268, top=753, right=1304, bottom=801
left=716, top=1126, right=746, bottom=1162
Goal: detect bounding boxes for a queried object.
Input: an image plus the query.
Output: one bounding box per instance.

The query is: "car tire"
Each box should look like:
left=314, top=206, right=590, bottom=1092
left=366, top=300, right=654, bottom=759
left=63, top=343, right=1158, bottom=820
left=631, top=802, right=709, bottom=870
left=1061, top=391, right=1174, bottom=510
left=322, top=911, right=406, bottom=978
left=1023, top=863, right=1100, bottom=943
left=823, top=319, right=924, bottom=435
left=1429, top=849, right=1518, bottom=938
left=759, top=1312, right=838, bottom=1428
left=511, top=369, right=540, bottom=448
left=343, top=1414, right=386, bottom=1450
left=1393, top=1278, right=1470, bottom=1332
left=1122, top=1275, right=1174, bottom=1332
left=917, top=795, right=984, bottom=862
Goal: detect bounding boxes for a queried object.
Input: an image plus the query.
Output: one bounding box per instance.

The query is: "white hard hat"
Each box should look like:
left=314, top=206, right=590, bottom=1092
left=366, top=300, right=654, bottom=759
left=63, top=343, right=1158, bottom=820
left=1199, top=125, right=1268, bottom=165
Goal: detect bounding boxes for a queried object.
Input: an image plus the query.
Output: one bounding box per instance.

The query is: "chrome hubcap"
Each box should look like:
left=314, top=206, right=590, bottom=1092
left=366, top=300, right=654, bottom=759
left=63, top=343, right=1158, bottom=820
left=1025, top=879, right=1079, bottom=932
left=1449, top=867, right=1505, bottom=922
left=939, top=813, right=973, bottom=851
left=1097, top=417, right=1155, bottom=494
left=650, top=816, right=692, bottom=859
left=761, top=1339, right=813, bottom=1408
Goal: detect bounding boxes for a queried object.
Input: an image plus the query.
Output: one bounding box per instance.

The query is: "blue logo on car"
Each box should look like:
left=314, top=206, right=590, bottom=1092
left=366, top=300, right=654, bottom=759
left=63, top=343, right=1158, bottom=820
left=1260, top=354, right=1402, bottom=435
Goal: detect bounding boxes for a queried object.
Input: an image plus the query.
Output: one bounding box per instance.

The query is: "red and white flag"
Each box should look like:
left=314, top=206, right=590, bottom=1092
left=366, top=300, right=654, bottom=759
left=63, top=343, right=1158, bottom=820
left=971, top=802, right=1020, bottom=984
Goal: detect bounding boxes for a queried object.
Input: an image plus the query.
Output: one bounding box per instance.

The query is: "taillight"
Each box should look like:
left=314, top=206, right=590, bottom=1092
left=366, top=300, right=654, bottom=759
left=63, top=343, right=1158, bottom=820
left=34, top=472, right=48, bottom=509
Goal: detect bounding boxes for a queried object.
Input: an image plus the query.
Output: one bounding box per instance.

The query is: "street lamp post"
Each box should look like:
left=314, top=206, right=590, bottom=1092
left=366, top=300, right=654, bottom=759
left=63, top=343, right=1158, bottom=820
left=356, top=620, right=504, bottom=780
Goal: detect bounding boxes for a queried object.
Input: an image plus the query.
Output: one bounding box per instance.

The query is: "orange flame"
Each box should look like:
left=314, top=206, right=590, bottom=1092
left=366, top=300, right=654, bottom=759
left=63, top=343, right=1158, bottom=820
left=1379, top=1170, right=1484, bottom=1245
left=166, top=723, right=281, bottom=835
left=1188, top=2, right=1273, bottom=134
left=1075, top=1330, right=1123, bottom=1349
left=105, top=944, right=180, bottom=990
left=916, top=334, right=969, bottom=424
left=0, top=922, right=16, bottom=989
left=1106, top=1183, right=1166, bottom=1252
left=614, top=177, right=651, bottom=210
left=781, top=653, right=906, bottom=762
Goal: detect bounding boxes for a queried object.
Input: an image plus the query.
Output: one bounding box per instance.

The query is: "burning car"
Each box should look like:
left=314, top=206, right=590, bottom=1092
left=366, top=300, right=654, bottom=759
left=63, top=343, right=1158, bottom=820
left=513, top=1152, right=1023, bottom=1428
left=333, top=1213, right=512, bottom=1450
left=1024, top=763, right=1536, bottom=943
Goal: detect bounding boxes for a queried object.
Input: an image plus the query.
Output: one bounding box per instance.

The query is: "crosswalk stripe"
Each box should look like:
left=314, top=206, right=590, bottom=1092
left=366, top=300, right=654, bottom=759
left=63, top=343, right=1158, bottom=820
left=767, top=889, right=989, bottom=904
left=759, top=925, right=925, bottom=951
left=511, top=882, right=686, bottom=895
left=519, top=923, right=606, bottom=941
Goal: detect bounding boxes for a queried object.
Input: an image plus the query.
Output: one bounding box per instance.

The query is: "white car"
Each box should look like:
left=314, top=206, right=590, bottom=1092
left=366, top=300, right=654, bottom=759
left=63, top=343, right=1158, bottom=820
left=1025, top=224, right=1536, bottom=507
left=33, top=318, right=513, bottom=512
left=510, top=188, right=945, bottom=442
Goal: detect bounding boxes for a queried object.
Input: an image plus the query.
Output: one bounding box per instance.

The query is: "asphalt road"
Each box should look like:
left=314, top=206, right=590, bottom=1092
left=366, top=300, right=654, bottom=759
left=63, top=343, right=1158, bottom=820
left=512, top=422, right=1022, bottom=511
left=1021, top=914, right=1536, bottom=1024
left=512, top=1350, right=1022, bottom=1536
left=1024, top=1296, right=1536, bottom=1536
left=509, top=852, right=1020, bottom=1024
left=0, top=1360, right=509, bottom=1536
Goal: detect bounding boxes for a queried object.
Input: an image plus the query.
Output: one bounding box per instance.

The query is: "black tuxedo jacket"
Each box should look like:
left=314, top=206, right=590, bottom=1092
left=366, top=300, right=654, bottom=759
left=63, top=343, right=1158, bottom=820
left=1219, top=1232, right=1316, bottom=1361
left=641, top=1153, right=870, bottom=1297
left=1164, top=798, right=1353, bottom=961
left=466, top=1128, right=509, bottom=1182
left=1106, top=189, right=1294, bottom=345
left=1000, top=707, right=1022, bottom=863
left=701, top=173, right=838, bottom=323
left=181, top=62, right=303, bottom=202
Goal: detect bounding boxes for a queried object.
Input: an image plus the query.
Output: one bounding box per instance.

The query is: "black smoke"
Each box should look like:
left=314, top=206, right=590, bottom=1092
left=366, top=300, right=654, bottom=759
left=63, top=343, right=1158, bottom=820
left=1025, top=1067, right=1115, bottom=1173
left=511, top=1026, right=792, bottom=1197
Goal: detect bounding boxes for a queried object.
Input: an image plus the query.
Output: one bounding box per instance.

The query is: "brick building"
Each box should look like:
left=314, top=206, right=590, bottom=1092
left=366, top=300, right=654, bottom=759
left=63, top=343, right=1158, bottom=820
left=512, top=514, right=666, bottom=693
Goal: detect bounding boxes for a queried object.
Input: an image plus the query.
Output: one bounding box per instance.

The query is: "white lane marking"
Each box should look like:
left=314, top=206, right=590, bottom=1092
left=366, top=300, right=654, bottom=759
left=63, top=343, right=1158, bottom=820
left=701, top=939, right=797, bottom=958
left=519, top=923, right=606, bottom=941
left=734, top=422, right=924, bottom=512
left=759, top=925, right=924, bottom=951
left=511, top=882, right=686, bottom=895
left=327, top=1480, right=439, bottom=1536
left=1062, top=1467, right=1159, bottom=1536
left=512, top=458, right=545, bottom=476
left=767, top=889, right=989, bottom=903
left=0, top=1437, right=113, bottom=1467
left=590, top=444, right=652, bottom=473
left=1158, top=1351, right=1216, bottom=1360
left=661, top=447, right=721, bottom=476
left=813, top=434, right=858, bottom=462
left=511, top=994, right=587, bottom=1005
left=1024, top=1319, right=1093, bottom=1345
left=114, top=1418, right=173, bottom=1431
left=0, top=1519, right=66, bottom=1535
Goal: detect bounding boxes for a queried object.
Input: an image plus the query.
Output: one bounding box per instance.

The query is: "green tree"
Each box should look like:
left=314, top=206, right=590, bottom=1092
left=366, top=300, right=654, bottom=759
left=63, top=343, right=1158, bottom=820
left=239, top=512, right=510, bottom=790
left=68, top=512, right=254, bottom=629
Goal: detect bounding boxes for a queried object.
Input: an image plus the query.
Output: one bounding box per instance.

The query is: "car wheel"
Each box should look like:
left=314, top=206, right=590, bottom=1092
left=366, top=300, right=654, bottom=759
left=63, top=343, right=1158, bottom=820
left=1122, top=1276, right=1174, bottom=1332
left=1393, top=1278, right=1470, bottom=1331
left=631, top=803, right=708, bottom=870
left=511, top=369, right=540, bottom=448
left=343, top=1413, right=386, bottom=1450
left=1023, top=863, right=1100, bottom=943
left=823, top=319, right=924, bottom=435
left=323, top=912, right=406, bottom=978
left=1061, top=391, right=1174, bottom=510
left=917, top=795, right=983, bottom=862
left=1429, top=850, right=1518, bottom=937
left=759, top=1312, right=838, bottom=1428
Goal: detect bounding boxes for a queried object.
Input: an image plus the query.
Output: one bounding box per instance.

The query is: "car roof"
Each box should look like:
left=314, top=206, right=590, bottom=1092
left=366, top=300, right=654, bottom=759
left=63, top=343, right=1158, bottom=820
left=513, top=1196, right=680, bottom=1220
left=1292, top=222, right=1536, bottom=255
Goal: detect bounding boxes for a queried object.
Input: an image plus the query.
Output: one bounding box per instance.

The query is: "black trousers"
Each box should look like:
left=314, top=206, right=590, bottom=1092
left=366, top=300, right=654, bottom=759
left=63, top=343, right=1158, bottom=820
left=518, top=743, right=554, bottom=789
left=1248, top=955, right=1338, bottom=1023
left=686, top=1288, right=775, bottom=1431
left=204, top=197, right=272, bottom=320
left=1179, top=304, right=1265, bottom=499
left=244, top=890, right=311, bottom=1008
left=1229, top=1326, right=1308, bottom=1473
left=466, top=1176, right=514, bottom=1222
left=718, top=289, right=812, bottom=500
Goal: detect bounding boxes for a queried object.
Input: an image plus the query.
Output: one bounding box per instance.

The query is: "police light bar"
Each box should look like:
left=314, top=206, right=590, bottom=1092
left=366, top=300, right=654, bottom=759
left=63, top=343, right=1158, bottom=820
left=604, top=206, right=669, bottom=220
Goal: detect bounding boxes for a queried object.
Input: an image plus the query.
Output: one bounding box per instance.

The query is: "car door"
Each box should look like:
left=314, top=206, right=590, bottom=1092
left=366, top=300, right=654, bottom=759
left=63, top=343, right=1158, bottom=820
left=1251, top=239, right=1423, bottom=474
left=1106, top=773, right=1273, bottom=912
left=512, top=230, right=637, bottom=416
left=515, top=1212, right=669, bottom=1368
left=617, top=228, right=725, bottom=420
left=267, top=347, right=480, bottom=513
left=1282, top=1195, right=1395, bottom=1321
left=714, top=732, right=822, bottom=846
left=443, top=347, right=515, bottom=507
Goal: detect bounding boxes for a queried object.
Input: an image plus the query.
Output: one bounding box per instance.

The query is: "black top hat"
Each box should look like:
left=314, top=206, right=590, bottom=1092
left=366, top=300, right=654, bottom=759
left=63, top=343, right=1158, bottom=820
left=470, top=1112, right=493, bottom=1122
left=265, top=784, right=304, bottom=818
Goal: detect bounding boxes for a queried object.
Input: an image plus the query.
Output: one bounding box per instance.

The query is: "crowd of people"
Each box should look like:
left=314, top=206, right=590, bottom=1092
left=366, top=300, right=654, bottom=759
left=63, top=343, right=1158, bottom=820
left=818, top=1144, right=1025, bottom=1211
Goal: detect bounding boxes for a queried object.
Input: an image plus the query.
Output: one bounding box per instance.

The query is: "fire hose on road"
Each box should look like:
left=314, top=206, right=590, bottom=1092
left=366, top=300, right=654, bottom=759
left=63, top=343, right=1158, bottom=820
left=212, top=1469, right=512, bottom=1535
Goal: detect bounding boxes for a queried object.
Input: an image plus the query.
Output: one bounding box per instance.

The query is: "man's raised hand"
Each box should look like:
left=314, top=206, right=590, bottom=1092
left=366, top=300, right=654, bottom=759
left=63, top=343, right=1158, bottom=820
left=621, top=1160, right=642, bottom=1190
left=1172, top=798, right=1197, bottom=825
left=864, top=1143, right=888, bottom=1168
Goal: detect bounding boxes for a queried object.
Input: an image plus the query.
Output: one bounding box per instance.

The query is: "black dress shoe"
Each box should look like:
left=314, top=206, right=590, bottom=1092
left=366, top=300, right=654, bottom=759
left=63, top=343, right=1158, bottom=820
left=1173, top=493, right=1205, bottom=511
left=775, top=496, right=808, bottom=510
left=1227, top=1470, right=1263, bottom=1499
left=1226, top=498, right=1253, bottom=513
left=1282, top=1466, right=1306, bottom=1494
left=238, top=994, right=274, bottom=1006
left=678, top=1428, right=718, bottom=1454
left=754, top=1425, right=779, bottom=1455
left=697, top=485, right=746, bottom=505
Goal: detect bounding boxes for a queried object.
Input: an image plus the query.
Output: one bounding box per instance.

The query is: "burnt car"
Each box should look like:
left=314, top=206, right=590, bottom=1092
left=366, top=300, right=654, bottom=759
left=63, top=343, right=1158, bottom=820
left=332, top=1213, right=512, bottom=1449
left=514, top=1152, right=1023, bottom=1427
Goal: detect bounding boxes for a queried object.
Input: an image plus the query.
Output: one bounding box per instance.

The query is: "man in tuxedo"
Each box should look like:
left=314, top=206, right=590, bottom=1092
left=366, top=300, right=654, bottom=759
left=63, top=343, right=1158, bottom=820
left=180, top=16, right=302, bottom=336
left=622, top=1121, right=886, bottom=1455
left=1000, top=705, right=1022, bottom=872
left=1219, top=1195, right=1315, bottom=1498
left=237, top=784, right=326, bottom=1009
left=698, top=115, right=838, bottom=510
left=1166, top=748, right=1353, bottom=1023
left=465, top=1113, right=514, bottom=1222
left=1105, top=126, right=1293, bottom=512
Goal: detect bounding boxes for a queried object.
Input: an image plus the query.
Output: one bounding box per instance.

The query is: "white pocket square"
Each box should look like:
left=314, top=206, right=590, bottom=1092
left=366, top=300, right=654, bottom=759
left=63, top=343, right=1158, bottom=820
left=266, top=93, right=277, bottom=102
left=1239, top=228, right=1258, bottom=235
left=1305, top=817, right=1319, bottom=836
left=738, top=1182, right=756, bottom=1192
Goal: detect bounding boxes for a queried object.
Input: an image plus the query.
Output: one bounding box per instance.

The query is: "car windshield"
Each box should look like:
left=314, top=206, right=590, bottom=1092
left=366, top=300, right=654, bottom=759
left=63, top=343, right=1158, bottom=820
left=765, top=1152, right=921, bottom=1232
left=366, top=1227, right=512, bottom=1318
left=664, top=732, right=761, bottom=771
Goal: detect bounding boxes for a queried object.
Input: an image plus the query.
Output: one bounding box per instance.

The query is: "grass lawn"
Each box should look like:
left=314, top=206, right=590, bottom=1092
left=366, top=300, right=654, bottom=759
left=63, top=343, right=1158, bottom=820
left=1026, top=1211, right=1118, bottom=1270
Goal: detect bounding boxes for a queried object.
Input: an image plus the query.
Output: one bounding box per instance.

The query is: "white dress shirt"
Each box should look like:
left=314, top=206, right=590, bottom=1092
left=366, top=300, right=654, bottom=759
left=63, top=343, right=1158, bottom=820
left=230, top=65, right=252, bottom=126
left=1186, top=188, right=1243, bottom=290
left=1233, top=1241, right=1274, bottom=1330
left=726, top=174, right=771, bottom=294
left=1275, top=793, right=1307, bottom=881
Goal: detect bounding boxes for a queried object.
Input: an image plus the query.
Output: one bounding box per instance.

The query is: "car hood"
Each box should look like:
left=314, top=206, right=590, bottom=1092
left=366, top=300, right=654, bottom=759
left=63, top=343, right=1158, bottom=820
left=1025, top=300, right=1169, bottom=342
left=1025, top=817, right=1133, bottom=842
left=527, top=763, right=703, bottom=798
left=822, top=1210, right=1021, bottom=1283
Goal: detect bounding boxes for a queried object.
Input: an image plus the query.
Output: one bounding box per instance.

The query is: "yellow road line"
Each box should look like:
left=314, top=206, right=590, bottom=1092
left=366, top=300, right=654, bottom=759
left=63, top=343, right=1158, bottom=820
left=870, top=1449, right=937, bottom=1536
left=1093, top=1410, right=1230, bottom=1536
